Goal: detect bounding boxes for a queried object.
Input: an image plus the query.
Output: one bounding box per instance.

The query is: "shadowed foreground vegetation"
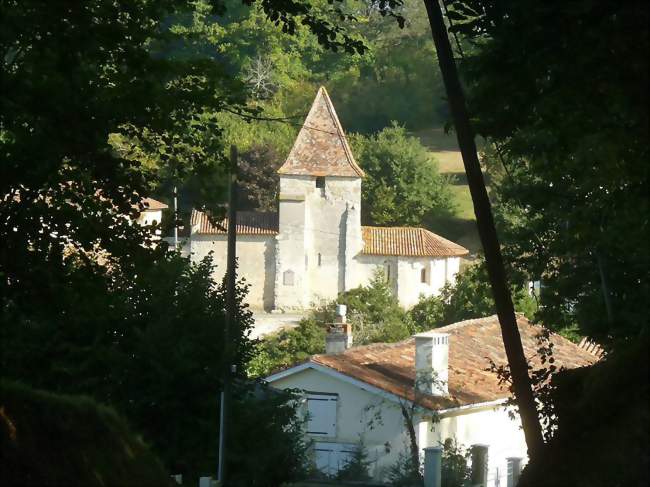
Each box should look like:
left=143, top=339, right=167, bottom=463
left=0, top=380, right=171, bottom=487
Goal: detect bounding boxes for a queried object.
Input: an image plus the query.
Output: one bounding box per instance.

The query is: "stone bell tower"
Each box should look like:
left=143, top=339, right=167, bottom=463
left=273, top=87, right=364, bottom=311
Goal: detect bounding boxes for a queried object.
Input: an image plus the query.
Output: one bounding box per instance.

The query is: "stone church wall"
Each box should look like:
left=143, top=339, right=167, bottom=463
left=189, top=234, right=276, bottom=310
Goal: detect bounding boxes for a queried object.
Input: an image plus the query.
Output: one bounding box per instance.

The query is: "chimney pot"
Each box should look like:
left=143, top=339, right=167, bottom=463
left=326, top=304, right=352, bottom=354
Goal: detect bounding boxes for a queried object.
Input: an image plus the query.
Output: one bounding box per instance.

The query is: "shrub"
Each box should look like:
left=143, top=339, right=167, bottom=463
left=0, top=380, right=171, bottom=487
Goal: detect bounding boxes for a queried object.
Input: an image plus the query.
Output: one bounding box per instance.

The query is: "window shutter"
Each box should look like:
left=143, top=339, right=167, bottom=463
left=471, top=444, right=489, bottom=487
left=506, top=457, right=523, bottom=487
left=306, top=393, right=338, bottom=437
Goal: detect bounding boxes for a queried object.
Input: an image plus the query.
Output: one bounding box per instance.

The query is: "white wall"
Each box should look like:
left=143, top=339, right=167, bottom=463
left=271, top=366, right=528, bottom=485
left=275, top=175, right=361, bottom=310
left=396, top=257, right=456, bottom=309
left=189, top=234, right=275, bottom=310
left=352, top=255, right=462, bottom=309
left=137, top=209, right=163, bottom=227
left=424, top=404, right=528, bottom=487
left=270, top=366, right=413, bottom=480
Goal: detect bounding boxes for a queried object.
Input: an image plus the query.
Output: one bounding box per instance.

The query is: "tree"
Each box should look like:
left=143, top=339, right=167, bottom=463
left=444, top=0, right=649, bottom=349
left=248, top=272, right=413, bottom=377
left=336, top=438, right=373, bottom=482
left=420, top=0, right=545, bottom=457
left=409, top=258, right=538, bottom=333
left=247, top=316, right=327, bottom=377
left=237, top=144, right=282, bottom=211
left=350, top=123, right=455, bottom=226
left=0, top=380, right=171, bottom=487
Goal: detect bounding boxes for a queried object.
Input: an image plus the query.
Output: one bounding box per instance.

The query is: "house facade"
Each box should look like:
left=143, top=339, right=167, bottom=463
left=186, top=87, right=468, bottom=311
left=265, top=314, right=597, bottom=484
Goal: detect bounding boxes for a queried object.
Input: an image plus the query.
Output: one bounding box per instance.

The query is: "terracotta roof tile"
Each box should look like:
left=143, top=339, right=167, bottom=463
left=311, top=316, right=597, bottom=410
left=191, top=209, right=278, bottom=235
left=142, top=197, right=168, bottom=210
left=361, top=226, right=469, bottom=257
left=278, top=87, right=364, bottom=178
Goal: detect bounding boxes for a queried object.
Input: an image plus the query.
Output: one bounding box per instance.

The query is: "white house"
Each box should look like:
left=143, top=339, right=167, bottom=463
left=265, top=313, right=597, bottom=485
left=136, top=197, right=167, bottom=227
left=185, top=87, right=468, bottom=311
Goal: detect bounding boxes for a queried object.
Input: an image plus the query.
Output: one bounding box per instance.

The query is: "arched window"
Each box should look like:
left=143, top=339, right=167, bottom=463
left=421, top=267, right=427, bottom=283
left=318, top=253, right=322, bottom=266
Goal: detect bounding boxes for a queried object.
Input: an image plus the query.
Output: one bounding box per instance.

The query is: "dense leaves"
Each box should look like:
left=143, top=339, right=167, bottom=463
left=249, top=272, right=413, bottom=376
left=409, top=259, right=537, bottom=333
left=0, top=381, right=171, bottom=487
left=350, top=124, right=454, bottom=226
left=447, top=0, right=649, bottom=347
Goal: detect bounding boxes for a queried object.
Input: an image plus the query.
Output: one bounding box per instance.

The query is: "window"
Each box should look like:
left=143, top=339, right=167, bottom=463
left=384, top=263, right=391, bottom=281
left=470, top=444, right=489, bottom=487
left=318, top=253, right=322, bottom=266
left=420, top=267, right=427, bottom=283
left=506, top=457, right=523, bottom=487
left=315, top=176, right=326, bottom=189
left=283, top=269, right=295, bottom=286
left=313, top=441, right=356, bottom=477
left=306, top=392, right=338, bottom=436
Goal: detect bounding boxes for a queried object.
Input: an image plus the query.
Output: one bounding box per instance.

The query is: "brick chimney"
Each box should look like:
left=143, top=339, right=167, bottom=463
left=414, top=331, right=449, bottom=395
left=325, top=304, right=352, bottom=354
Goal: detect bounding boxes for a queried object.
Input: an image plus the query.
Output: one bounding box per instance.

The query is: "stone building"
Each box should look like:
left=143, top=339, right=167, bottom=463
left=187, top=87, right=468, bottom=311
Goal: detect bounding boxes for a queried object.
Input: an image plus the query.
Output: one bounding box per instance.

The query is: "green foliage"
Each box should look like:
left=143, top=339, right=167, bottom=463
left=447, top=0, right=649, bottom=348
left=228, top=383, right=311, bottom=486
left=385, top=451, right=423, bottom=487
left=337, top=271, right=415, bottom=344
left=237, top=144, right=282, bottom=211
left=518, top=334, right=650, bottom=487
left=335, top=438, right=373, bottom=482
left=409, top=259, right=538, bottom=331
left=249, top=271, right=412, bottom=377
left=0, top=380, right=171, bottom=487
left=1, top=253, right=252, bottom=478
left=247, top=316, right=327, bottom=377
left=350, top=123, right=455, bottom=226
left=440, top=438, right=471, bottom=487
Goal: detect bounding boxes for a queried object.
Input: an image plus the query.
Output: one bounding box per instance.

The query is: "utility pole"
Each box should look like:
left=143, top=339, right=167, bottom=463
left=421, top=0, right=545, bottom=458
left=173, top=185, right=178, bottom=249
left=218, top=145, right=238, bottom=485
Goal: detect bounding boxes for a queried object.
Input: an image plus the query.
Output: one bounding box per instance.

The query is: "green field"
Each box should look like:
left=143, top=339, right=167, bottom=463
left=412, top=127, right=482, bottom=256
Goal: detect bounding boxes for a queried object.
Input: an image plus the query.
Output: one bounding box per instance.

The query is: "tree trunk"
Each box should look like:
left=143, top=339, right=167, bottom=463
left=421, top=0, right=545, bottom=459
left=400, top=403, right=421, bottom=474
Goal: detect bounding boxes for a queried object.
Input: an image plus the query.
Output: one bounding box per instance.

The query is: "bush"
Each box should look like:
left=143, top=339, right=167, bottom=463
left=335, top=438, right=373, bottom=482
left=409, top=258, right=537, bottom=332
left=385, top=451, right=423, bottom=487
left=0, top=380, right=171, bottom=487
left=441, top=438, right=471, bottom=487
left=249, top=271, right=414, bottom=377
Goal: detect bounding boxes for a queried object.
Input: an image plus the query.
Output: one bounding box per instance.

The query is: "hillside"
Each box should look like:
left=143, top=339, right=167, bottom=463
left=414, top=127, right=482, bottom=256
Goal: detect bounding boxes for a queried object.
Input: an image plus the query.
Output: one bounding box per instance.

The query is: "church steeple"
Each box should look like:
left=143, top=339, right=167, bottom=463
left=278, top=86, right=364, bottom=178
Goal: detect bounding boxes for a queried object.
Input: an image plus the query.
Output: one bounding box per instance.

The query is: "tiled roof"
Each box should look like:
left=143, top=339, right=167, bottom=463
left=191, top=209, right=278, bottom=235
left=142, top=197, right=168, bottom=210
left=278, top=87, right=364, bottom=178
left=310, top=316, right=598, bottom=410
left=361, top=226, right=469, bottom=257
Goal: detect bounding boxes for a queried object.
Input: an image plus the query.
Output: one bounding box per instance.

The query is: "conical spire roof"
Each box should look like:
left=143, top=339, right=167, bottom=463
left=278, top=87, right=364, bottom=177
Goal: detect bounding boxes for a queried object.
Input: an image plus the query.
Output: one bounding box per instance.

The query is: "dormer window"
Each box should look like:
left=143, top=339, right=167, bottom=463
left=315, top=176, right=326, bottom=189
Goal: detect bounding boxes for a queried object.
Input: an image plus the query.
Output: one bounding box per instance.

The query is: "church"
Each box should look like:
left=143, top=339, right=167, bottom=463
left=186, top=87, right=468, bottom=311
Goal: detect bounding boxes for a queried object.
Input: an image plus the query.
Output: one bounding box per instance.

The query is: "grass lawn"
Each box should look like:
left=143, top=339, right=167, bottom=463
left=411, top=127, right=484, bottom=257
